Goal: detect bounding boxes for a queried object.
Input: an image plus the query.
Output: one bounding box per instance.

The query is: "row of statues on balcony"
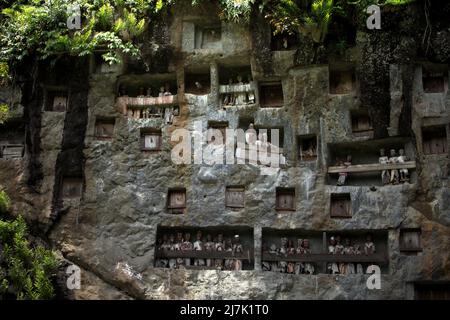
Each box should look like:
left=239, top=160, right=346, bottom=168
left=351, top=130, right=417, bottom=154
left=119, top=84, right=173, bottom=98
left=221, top=75, right=255, bottom=106
left=327, top=234, right=375, bottom=275
left=262, top=238, right=315, bottom=274
left=336, top=148, right=410, bottom=186
left=379, top=148, right=409, bottom=185
left=262, top=234, right=376, bottom=275
left=126, top=106, right=179, bottom=124
left=155, top=232, right=245, bottom=270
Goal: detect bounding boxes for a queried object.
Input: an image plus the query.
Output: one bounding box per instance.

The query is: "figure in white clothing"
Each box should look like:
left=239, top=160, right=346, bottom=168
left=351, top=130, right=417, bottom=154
left=379, top=148, right=390, bottom=185
left=398, top=149, right=409, bottom=183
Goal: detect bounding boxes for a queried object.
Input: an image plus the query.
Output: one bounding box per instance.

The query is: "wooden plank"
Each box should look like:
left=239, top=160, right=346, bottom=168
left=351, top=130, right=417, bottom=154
left=327, top=161, right=416, bottom=174
left=155, top=249, right=253, bottom=261
left=261, top=252, right=388, bottom=264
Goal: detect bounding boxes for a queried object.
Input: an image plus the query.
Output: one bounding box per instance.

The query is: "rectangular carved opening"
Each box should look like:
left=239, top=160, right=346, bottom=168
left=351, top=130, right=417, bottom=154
left=276, top=187, right=295, bottom=211
left=195, top=25, right=222, bottom=49
left=351, top=110, right=373, bottom=137
left=262, top=229, right=389, bottom=274
left=154, top=225, right=254, bottom=270
left=298, top=135, right=317, bottom=162
left=94, top=118, right=115, bottom=140
left=62, top=177, right=83, bottom=199
left=260, top=82, right=284, bottom=108
left=0, top=121, right=25, bottom=159
left=329, top=65, right=356, bottom=94
left=219, top=65, right=255, bottom=107
left=167, top=188, right=186, bottom=214
left=140, top=128, right=162, bottom=151
left=422, top=64, right=448, bottom=93
left=415, top=282, right=450, bottom=300
left=185, top=71, right=211, bottom=95
left=208, top=121, right=228, bottom=143
left=330, top=193, right=352, bottom=218
left=225, top=186, right=245, bottom=209
left=422, top=126, right=448, bottom=155
left=400, top=228, right=422, bottom=253
left=45, top=90, right=68, bottom=112
left=271, top=31, right=299, bottom=51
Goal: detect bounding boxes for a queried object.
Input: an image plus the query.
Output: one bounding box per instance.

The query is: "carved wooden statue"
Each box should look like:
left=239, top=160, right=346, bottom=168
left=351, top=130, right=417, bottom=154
left=389, top=149, right=400, bottom=184
left=379, top=148, right=390, bottom=185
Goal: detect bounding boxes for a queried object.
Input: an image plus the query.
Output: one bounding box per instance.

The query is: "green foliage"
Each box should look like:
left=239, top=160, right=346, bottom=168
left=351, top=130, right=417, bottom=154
left=0, top=190, right=10, bottom=214
left=0, top=0, right=418, bottom=78
left=0, top=104, right=9, bottom=124
left=0, top=214, right=58, bottom=300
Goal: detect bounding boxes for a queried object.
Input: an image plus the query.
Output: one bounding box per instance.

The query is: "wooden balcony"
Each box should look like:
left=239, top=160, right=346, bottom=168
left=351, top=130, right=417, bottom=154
left=327, top=161, right=416, bottom=174
left=219, top=83, right=255, bottom=94
left=117, top=95, right=178, bottom=114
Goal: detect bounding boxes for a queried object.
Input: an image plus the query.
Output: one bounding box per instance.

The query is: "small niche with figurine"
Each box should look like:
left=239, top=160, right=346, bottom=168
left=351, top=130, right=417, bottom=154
left=116, top=75, right=179, bottom=124
left=327, top=138, right=417, bottom=186
left=154, top=226, right=254, bottom=270
left=44, top=88, right=69, bottom=112
left=195, top=24, right=222, bottom=50
left=218, top=65, right=255, bottom=107
left=185, top=70, right=211, bottom=95
left=262, top=229, right=389, bottom=275
left=271, top=31, right=299, bottom=51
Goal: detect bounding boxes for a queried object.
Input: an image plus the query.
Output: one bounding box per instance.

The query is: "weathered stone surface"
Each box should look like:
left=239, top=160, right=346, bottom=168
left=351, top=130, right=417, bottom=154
left=0, top=2, right=449, bottom=300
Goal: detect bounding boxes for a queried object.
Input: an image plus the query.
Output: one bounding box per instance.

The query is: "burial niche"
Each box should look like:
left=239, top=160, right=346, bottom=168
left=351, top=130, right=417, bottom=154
left=351, top=110, right=373, bottom=138
left=45, top=89, right=69, bottom=112
left=276, top=188, right=295, bottom=212
left=225, top=186, right=245, bottom=209
left=271, top=31, right=299, bottom=51
left=94, top=117, right=115, bottom=140
left=195, top=25, right=222, bottom=50
left=140, top=128, right=162, bottom=151
left=259, top=82, right=284, bottom=108
left=422, top=65, right=448, bottom=93
left=208, top=121, right=228, bottom=144
left=414, top=282, right=450, bottom=300
left=298, top=135, right=317, bottom=162
left=422, top=126, right=448, bottom=155
left=167, top=188, right=186, bottom=214
left=62, top=177, right=83, bottom=200
left=327, top=138, right=417, bottom=186
left=399, top=228, right=422, bottom=253
left=262, top=229, right=389, bottom=275
left=154, top=226, right=254, bottom=270
left=0, top=121, right=25, bottom=159
left=117, top=76, right=179, bottom=123
left=329, top=65, right=356, bottom=95
left=185, top=70, right=211, bottom=95
left=330, top=193, right=352, bottom=218
left=218, top=65, right=255, bottom=107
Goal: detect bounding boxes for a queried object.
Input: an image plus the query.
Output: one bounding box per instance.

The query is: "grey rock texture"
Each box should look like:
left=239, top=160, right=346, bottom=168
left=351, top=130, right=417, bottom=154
left=0, top=2, right=449, bottom=299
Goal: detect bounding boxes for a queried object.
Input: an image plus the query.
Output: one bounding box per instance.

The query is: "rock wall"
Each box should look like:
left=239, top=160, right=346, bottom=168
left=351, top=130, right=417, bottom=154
left=0, top=2, right=449, bottom=300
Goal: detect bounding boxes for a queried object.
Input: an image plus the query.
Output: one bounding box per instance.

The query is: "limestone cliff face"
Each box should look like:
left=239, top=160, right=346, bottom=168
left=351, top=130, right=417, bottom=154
left=0, top=2, right=449, bottom=299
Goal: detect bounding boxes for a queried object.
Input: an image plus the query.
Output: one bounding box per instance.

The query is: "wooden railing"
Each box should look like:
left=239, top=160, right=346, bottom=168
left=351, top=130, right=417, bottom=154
left=155, top=249, right=253, bottom=262
left=327, top=161, right=416, bottom=174
left=262, top=252, right=388, bottom=265
left=219, top=83, right=255, bottom=94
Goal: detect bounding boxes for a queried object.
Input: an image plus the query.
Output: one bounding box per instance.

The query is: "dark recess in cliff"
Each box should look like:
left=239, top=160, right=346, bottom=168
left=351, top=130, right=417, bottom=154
left=126, top=10, right=174, bottom=74
left=249, top=8, right=274, bottom=77
left=48, top=57, right=90, bottom=233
